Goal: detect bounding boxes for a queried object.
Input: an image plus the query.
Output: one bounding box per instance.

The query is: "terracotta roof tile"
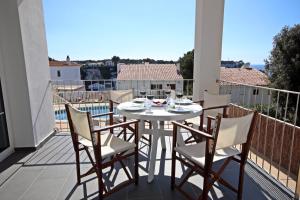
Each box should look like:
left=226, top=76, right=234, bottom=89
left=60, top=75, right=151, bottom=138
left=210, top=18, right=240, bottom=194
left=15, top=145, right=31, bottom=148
left=220, top=67, right=269, bottom=86
left=117, top=64, right=183, bottom=80
left=49, top=60, right=81, bottom=67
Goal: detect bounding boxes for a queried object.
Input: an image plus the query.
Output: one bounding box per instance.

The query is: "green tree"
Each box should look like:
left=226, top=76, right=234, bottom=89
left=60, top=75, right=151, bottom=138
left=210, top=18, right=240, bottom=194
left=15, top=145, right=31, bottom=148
left=265, top=24, right=300, bottom=124
left=111, top=56, right=120, bottom=66
left=265, top=24, right=300, bottom=91
left=179, top=50, right=194, bottom=79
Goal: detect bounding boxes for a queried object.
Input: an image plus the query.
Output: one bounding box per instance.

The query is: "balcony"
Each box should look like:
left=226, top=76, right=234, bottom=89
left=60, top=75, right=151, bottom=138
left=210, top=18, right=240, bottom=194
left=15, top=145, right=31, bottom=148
left=0, top=79, right=298, bottom=200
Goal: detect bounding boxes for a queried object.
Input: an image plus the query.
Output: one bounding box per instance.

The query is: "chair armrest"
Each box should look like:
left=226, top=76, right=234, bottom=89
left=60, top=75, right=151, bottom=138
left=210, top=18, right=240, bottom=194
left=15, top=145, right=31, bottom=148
left=202, top=104, right=229, bottom=119
left=109, top=99, right=120, bottom=105
left=207, top=115, right=216, bottom=121
left=92, top=119, right=140, bottom=148
left=193, top=100, right=204, bottom=106
left=172, top=121, right=213, bottom=139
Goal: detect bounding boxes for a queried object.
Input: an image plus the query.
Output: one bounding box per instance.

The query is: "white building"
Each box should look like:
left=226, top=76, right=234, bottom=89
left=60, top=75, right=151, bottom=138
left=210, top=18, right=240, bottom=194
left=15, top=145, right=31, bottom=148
left=105, top=60, right=114, bottom=66
left=49, top=58, right=82, bottom=81
left=117, top=63, right=183, bottom=98
left=219, top=67, right=270, bottom=105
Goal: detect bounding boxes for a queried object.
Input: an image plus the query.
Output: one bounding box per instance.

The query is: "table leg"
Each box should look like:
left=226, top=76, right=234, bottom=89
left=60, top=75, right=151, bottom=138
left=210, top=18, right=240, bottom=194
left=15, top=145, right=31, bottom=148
left=176, top=120, right=185, bottom=147
left=148, top=120, right=159, bottom=183
left=159, top=121, right=166, bottom=150
left=138, top=119, right=145, bottom=142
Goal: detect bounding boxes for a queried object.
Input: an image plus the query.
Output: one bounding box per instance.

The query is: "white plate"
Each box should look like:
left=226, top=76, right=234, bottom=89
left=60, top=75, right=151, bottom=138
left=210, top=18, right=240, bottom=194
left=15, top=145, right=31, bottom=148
left=133, top=98, right=146, bottom=103
left=168, top=107, right=191, bottom=113
left=174, top=99, right=193, bottom=105
left=123, top=104, right=145, bottom=111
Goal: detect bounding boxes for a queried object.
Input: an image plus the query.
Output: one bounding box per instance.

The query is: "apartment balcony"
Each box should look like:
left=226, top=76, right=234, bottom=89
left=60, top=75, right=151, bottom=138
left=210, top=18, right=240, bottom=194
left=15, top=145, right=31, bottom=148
left=0, top=79, right=298, bottom=200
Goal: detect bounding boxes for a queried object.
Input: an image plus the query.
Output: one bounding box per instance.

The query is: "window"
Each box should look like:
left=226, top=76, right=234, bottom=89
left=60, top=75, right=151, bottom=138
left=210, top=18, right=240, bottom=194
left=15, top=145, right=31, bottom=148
left=57, top=70, right=61, bottom=77
left=167, top=84, right=176, bottom=90
left=253, top=89, right=259, bottom=95
left=151, top=84, right=162, bottom=90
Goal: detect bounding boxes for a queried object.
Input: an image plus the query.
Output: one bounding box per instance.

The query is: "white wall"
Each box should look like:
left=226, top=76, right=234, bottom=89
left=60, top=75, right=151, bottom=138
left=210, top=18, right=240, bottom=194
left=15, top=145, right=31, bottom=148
left=116, top=80, right=183, bottom=97
left=0, top=0, right=55, bottom=149
left=0, top=0, right=35, bottom=148
left=50, top=66, right=81, bottom=81
left=220, top=85, right=271, bottom=105
left=193, top=0, right=225, bottom=101
left=18, top=0, right=55, bottom=144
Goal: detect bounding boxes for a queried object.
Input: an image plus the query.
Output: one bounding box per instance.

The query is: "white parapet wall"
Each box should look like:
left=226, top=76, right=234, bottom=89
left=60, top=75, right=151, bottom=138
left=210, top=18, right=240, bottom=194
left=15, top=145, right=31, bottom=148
left=0, top=0, right=55, bottom=149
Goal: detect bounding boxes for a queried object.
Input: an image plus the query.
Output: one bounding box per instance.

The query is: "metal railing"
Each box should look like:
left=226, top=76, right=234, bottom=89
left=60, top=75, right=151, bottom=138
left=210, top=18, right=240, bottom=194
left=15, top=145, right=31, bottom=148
left=51, top=79, right=194, bottom=131
left=219, top=80, right=300, bottom=196
left=51, top=79, right=194, bottom=100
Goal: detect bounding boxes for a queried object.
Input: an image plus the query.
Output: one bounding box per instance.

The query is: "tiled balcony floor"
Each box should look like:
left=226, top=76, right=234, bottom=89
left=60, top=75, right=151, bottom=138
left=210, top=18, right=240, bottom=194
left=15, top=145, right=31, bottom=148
left=0, top=133, right=294, bottom=200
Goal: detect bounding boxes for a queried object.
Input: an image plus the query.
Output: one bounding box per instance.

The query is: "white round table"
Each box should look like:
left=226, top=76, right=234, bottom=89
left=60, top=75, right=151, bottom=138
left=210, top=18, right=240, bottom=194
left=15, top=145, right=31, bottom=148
left=117, top=101, right=202, bottom=182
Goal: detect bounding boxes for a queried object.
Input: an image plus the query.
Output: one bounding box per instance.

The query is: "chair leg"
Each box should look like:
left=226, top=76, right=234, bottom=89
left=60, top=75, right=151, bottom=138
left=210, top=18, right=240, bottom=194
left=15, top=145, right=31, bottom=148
left=171, top=152, right=176, bottom=190
left=97, top=168, right=104, bottom=200
left=237, top=162, right=246, bottom=200
left=201, top=168, right=210, bottom=200
left=135, top=148, right=139, bottom=185
left=149, top=134, right=152, bottom=147
left=75, top=148, right=81, bottom=184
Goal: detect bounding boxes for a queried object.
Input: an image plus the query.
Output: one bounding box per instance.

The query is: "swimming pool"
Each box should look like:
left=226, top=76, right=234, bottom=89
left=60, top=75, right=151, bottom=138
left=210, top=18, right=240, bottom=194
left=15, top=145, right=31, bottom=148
left=55, top=105, right=111, bottom=120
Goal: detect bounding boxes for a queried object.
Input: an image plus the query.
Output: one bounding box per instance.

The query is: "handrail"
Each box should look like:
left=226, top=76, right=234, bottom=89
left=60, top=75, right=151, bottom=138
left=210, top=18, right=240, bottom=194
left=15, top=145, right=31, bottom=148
left=219, top=80, right=300, bottom=95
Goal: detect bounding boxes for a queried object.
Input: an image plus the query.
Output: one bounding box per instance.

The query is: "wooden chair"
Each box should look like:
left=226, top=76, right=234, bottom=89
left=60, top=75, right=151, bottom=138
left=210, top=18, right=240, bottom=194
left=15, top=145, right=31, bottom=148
left=109, top=90, right=152, bottom=145
left=171, top=111, right=258, bottom=200
left=65, top=104, right=139, bottom=199
left=185, top=91, right=230, bottom=144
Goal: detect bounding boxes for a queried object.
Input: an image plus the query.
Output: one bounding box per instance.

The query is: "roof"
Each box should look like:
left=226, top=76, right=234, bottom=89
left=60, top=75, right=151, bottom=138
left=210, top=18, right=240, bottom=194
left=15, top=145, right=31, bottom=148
left=49, top=60, right=81, bottom=67
left=117, top=63, right=183, bottom=80
left=220, top=67, right=269, bottom=86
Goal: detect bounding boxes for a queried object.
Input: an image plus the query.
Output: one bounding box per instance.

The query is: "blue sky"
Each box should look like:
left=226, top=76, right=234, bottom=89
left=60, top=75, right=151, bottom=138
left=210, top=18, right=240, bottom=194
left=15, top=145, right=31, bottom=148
left=43, top=0, right=300, bottom=64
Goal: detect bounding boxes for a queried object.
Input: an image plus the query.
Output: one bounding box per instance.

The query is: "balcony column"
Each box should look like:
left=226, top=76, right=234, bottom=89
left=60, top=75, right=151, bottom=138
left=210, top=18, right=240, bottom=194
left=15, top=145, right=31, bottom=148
left=0, top=0, right=55, bottom=149
left=193, top=0, right=225, bottom=100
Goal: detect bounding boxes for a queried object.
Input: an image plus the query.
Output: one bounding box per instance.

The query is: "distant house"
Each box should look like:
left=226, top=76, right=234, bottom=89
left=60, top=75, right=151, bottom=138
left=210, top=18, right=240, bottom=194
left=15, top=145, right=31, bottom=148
left=117, top=63, right=183, bottom=97
left=219, top=67, right=270, bottom=105
left=49, top=57, right=85, bottom=100
left=86, top=62, right=104, bottom=67
left=105, top=60, right=114, bottom=67
left=49, top=57, right=82, bottom=82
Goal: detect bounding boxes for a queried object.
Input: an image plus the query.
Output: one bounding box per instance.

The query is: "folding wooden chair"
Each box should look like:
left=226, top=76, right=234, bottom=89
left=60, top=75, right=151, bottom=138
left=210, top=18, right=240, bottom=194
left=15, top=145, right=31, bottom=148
left=65, top=104, right=139, bottom=199
left=184, top=91, right=230, bottom=144
left=171, top=111, right=258, bottom=200
left=109, top=90, right=152, bottom=144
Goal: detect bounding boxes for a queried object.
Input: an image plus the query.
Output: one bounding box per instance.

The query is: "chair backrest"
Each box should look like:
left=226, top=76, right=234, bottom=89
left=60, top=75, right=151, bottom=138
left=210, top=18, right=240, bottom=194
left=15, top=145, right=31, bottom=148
left=65, top=104, right=92, bottom=141
left=214, top=112, right=255, bottom=150
left=203, top=91, right=230, bottom=117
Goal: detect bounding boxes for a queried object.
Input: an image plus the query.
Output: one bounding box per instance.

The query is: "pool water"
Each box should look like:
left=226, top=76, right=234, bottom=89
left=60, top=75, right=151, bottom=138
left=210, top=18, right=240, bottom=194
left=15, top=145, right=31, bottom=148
left=55, top=105, right=111, bottom=120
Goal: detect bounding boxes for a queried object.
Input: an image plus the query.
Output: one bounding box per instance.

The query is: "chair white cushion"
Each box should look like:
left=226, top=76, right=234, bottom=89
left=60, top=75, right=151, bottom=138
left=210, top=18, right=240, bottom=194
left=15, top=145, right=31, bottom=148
left=79, top=132, right=136, bottom=158
left=216, top=112, right=254, bottom=149
left=68, top=105, right=92, bottom=141
left=175, top=142, right=240, bottom=167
